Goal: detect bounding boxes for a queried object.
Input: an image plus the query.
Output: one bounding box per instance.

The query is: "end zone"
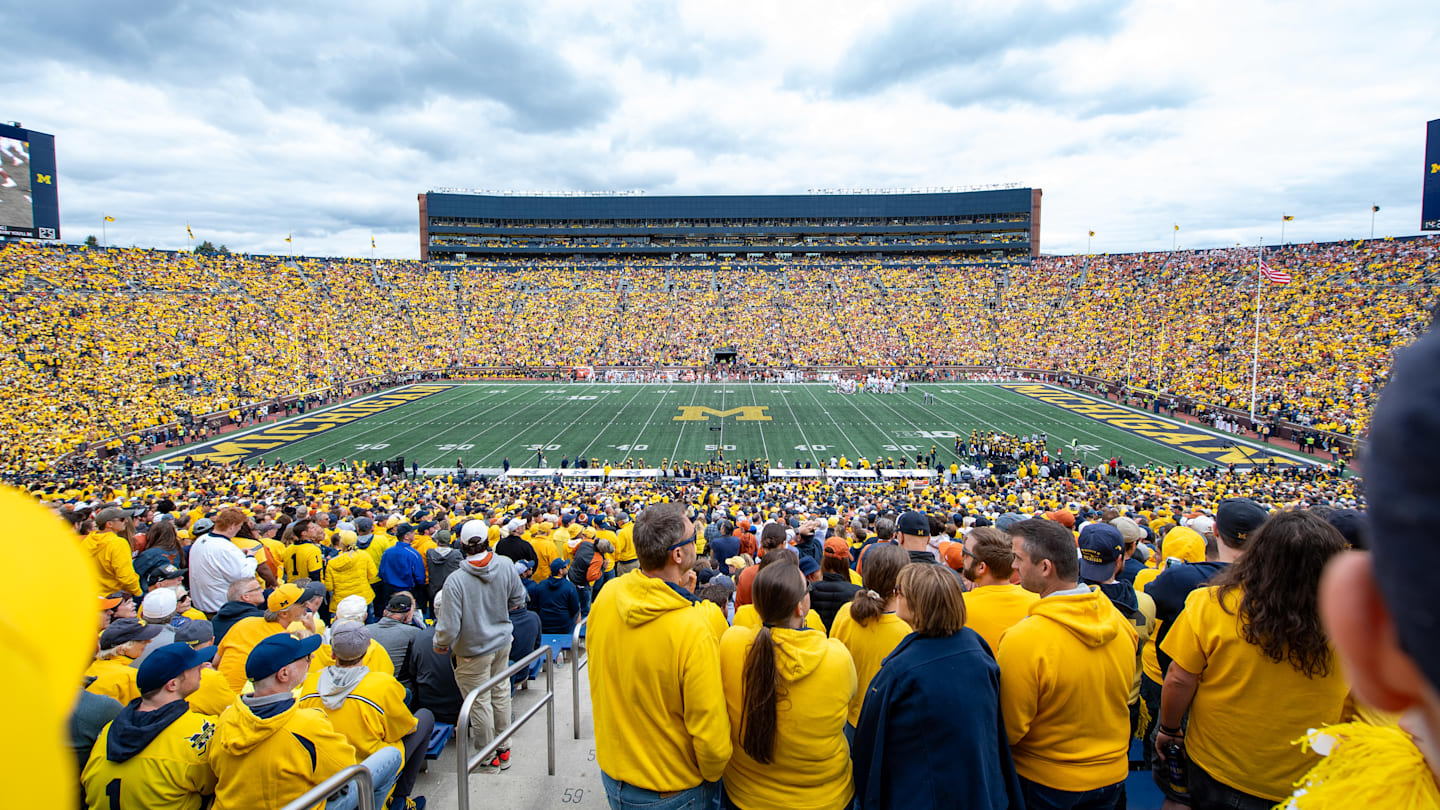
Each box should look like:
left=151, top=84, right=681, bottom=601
left=999, top=384, right=1317, bottom=467
left=147, top=384, right=454, bottom=464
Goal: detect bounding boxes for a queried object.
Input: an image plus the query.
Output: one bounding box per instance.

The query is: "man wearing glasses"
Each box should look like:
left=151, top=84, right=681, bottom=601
left=587, top=503, right=731, bottom=810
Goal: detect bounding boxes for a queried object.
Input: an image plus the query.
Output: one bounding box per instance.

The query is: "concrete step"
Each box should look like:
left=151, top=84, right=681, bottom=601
left=412, top=658, right=603, bottom=809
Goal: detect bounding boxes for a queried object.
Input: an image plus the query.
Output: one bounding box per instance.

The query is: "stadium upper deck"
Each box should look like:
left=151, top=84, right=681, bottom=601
left=419, top=187, right=1042, bottom=262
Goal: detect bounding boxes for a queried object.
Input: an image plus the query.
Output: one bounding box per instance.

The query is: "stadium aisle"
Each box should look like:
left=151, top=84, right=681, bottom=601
left=416, top=658, right=603, bottom=808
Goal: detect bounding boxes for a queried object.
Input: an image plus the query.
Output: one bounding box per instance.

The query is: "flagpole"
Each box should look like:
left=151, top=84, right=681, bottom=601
left=1280, top=216, right=1286, bottom=245
left=101, top=216, right=107, bottom=247
left=1249, top=241, right=1264, bottom=422
left=1371, top=205, right=1377, bottom=239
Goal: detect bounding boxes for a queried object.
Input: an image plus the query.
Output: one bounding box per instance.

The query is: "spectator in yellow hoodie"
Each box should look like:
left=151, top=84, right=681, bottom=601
left=587, top=502, right=730, bottom=808
left=209, top=633, right=399, bottom=810
left=85, top=506, right=142, bottom=597
left=719, top=553, right=856, bottom=809
left=1000, top=518, right=1137, bottom=809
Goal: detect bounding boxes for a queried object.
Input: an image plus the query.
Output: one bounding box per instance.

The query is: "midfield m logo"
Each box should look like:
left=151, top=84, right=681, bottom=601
left=673, top=406, right=772, bottom=422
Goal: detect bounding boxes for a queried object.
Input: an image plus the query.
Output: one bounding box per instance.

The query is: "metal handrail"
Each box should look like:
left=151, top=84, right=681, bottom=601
left=455, top=644, right=556, bottom=810
left=572, top=616, right=589, bottom=739
left=279, top=763, right=375, bottom=810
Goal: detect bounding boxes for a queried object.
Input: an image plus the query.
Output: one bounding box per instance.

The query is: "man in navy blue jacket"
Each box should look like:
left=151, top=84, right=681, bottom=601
left=531, top=559, right=581, bottom=634
left=379, top=523, right=428, bottom=619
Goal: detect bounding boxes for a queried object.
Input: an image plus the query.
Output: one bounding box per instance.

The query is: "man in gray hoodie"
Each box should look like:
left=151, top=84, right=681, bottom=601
left=433, top=520, right=528, bottom=771
left=299, top=621, right=434, bottom=809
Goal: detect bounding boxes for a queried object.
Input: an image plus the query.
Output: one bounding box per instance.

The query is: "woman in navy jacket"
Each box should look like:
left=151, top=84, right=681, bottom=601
left=851, top=563, right=1024, bottom=810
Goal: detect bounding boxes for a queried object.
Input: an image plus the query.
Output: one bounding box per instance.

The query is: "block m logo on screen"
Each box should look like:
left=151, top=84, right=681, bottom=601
left=36, top=174, right=52, bottom=184
left=673, top=406, right=772, bottom=422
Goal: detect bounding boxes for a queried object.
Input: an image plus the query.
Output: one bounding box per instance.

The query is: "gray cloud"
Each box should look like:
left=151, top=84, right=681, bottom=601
left=825, top=0, right=1130, bottom=97
left=10, top=2, right=615, bottom=134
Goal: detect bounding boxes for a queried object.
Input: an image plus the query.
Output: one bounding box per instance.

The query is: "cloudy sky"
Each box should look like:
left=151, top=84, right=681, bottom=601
left=5, top=0, right=1436, bottom=258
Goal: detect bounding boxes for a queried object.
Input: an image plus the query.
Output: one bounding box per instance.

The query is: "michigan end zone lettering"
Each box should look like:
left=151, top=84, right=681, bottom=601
left=177, top=385, right=452, bottom=463
left=673, top=406, right=772, bottom=422
left=999, top=385, right=1302, bottom=466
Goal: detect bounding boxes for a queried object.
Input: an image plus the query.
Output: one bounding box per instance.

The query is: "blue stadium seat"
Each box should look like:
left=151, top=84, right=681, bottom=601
left=540, top=633, right=573, bottom=664
left=427, top=723, right=455, bottom=760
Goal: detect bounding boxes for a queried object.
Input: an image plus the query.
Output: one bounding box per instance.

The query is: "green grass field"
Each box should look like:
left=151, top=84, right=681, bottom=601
left=153, top=383, right=1314, bottom=473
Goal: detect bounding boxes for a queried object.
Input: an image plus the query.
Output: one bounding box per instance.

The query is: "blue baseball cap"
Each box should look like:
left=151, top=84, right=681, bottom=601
left=550, top=558, right=569, bottom=575
left=1078, top=523, right=1125, bottom=583
left=137, top=642, right=215, bottom=694
left=245, top=633, right=323, bottom=682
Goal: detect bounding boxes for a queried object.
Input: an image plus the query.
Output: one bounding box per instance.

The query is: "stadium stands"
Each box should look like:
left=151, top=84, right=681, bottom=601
left=0, top=236, right=1433, bottom=469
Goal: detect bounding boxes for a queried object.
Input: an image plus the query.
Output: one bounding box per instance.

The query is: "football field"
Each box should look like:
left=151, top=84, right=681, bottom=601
left=153, top=382, right=1313, bottom=472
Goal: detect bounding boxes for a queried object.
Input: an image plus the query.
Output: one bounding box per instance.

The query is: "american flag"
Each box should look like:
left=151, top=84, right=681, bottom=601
left=1259, top=257, right=1291, bottom=285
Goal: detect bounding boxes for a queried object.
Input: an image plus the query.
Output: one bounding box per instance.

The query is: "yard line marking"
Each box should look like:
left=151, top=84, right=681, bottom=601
left=800, top=384, right=863, bottom=461
left=390, top=386, right=543, bottom=466
left=777, top=386, right=821, bottom=468
left=860, top=391, right=968, bottom=463
left=469, top=388, right=614, bottom=467
left=576, top=384, right=648, bottom=461
left=747, top=381, right=770, bottom=463
left=668, top=384, right=704, bottom=463
left=623, top=385, right=676, bottom=465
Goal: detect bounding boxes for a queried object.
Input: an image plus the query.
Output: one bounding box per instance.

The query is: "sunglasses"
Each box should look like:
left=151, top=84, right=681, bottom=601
left=667, top=531, right=697, bottom=552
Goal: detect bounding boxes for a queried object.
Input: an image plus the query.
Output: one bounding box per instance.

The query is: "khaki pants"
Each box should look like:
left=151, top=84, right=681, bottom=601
left=453, top=643, right=513, bottom=751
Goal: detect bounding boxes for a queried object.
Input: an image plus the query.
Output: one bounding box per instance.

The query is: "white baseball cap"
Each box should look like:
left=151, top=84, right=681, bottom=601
left=141, top=588, right=177, bottom=620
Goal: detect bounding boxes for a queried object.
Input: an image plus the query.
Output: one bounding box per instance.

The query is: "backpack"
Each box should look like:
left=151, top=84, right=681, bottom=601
left=583, top=541, right=608, bottom=584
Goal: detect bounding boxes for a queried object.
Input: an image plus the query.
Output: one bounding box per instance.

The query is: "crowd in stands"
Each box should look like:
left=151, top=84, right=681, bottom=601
left=35, top=316, right=1440, bottom=807
left=0, top=237, right=1433, bottom=471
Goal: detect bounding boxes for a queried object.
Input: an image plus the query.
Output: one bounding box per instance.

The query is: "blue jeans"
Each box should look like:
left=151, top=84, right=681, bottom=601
left=327, top=746, right=402, bottom=810
left=601, top=772, right=719, bottom=810
left=1018, top=776, right=1123, bottom=810
left=576, top=582, right=593, bottom=617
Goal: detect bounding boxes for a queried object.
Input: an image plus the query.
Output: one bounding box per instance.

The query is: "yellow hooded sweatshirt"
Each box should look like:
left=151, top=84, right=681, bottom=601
left=733, top=603, right=827, bottom=634
left=997, top=587, right=1138, bottom=791
left=719, top=625, right=857, bottom=809
left=84, top=530, right=142, bottom=596
left=323, top=549, right=377, bottom=609
left=209, top=695, right=357, bottom=810
left=588, top=570, right=731, bottom=792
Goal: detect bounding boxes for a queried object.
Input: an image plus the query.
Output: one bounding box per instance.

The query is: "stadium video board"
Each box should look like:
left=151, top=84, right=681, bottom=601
left=0, top=123, right=59, bottom=240
left=1426, top=118, right=1440, bottom=231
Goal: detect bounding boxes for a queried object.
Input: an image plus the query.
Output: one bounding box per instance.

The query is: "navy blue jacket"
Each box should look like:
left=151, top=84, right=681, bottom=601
left=530, top=575, right=581, bottom=634
left=709, top=534, right=740, bottom=574
left=852, top=629, right=1024, bottom=810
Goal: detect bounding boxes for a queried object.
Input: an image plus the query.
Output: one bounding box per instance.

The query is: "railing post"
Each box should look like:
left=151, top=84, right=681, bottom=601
left=278, top=763, right=375, bottom=810
left=572, top=617, right=588, bottom=739
left=546, top=642, right=556, bottom=776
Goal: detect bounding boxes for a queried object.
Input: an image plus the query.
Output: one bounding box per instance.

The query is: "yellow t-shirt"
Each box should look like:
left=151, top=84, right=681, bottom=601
left=828, top=602, right=912, bottom=726
left=1161, top=585, right=1349, bottom=801
left=963, top=583, right=1039, bottom=654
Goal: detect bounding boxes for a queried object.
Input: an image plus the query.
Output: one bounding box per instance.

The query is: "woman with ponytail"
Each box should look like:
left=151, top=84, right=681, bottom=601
left=719, top=554, right=857, bottom=810
left=828, top=543, right=911, bottom=731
